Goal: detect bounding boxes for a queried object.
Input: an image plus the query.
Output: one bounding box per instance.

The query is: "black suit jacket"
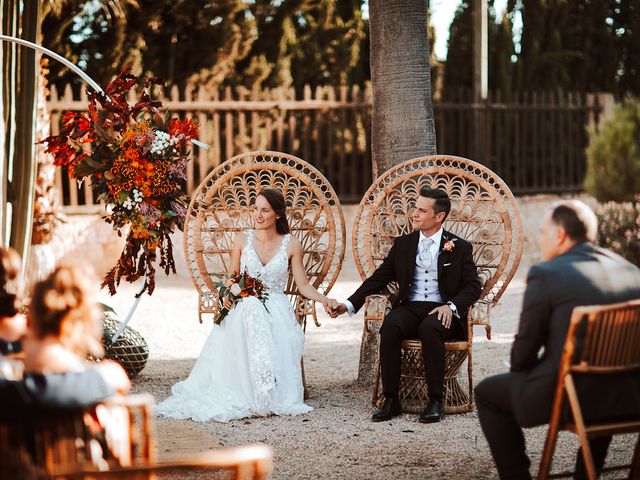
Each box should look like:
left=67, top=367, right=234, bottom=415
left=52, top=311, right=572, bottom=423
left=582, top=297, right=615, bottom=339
left=510, top=243, right=640, bottom=428
left=348, top=230, right=481, bottom=337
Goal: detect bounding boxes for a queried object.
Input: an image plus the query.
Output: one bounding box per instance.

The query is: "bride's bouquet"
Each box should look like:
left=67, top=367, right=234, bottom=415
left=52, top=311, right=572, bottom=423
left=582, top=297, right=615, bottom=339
left=213, top=271, right=269, bottom=325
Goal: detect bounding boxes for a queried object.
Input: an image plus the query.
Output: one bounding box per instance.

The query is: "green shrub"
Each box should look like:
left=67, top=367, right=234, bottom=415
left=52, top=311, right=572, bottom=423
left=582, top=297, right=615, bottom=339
left=596, top=199, right=640, bottom=267
left=585, top=98, right=640, bottom=202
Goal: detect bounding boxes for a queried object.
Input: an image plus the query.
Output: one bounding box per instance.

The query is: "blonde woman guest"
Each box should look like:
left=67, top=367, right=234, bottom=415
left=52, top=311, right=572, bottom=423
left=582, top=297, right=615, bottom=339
left=17, top=265, right=130, bottom=407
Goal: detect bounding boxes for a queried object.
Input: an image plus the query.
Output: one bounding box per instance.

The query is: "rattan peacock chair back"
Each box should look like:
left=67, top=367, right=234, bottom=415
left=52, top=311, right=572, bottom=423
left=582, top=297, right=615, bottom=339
left=353, top=154, right=523, bottom=336
left=184, top=151, right=346, bottom=328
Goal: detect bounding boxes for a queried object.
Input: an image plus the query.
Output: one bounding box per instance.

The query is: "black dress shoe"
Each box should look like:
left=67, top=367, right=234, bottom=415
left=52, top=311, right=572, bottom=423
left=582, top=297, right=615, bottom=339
left=419, top=399, right=444, bottom=423
left=371, top=396, right=402, bottom=422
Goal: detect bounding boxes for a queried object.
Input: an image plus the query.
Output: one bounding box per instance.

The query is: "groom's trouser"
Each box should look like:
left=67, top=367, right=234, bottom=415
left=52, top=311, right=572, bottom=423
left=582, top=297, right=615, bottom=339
left=379, top=301, right=464, bottom=400
left=475, top=373, right=611, bottom=480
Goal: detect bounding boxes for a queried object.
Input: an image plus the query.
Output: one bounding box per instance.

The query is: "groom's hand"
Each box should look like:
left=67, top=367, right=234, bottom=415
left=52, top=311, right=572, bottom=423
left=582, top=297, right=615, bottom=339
left=429, top=305, right=453, bottom=329
left=330, top=302, right=347, bottom=318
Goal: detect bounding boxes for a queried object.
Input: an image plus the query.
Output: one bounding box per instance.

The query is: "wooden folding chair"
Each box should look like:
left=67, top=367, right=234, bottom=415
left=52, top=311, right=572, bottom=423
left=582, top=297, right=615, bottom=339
left=51, top=446, right=273, bottom=479
left=0, top=393, right=155, bottom=479
left=0, top=391, right=273, bottom=479
left=538, top=300, right=640, bottom=479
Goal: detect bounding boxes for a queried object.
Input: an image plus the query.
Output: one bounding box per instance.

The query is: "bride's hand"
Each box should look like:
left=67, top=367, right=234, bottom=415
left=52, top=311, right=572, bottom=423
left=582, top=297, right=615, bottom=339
left=322, top=297, right=336, bottom=315
left=223, top=298, right=233, bottom=310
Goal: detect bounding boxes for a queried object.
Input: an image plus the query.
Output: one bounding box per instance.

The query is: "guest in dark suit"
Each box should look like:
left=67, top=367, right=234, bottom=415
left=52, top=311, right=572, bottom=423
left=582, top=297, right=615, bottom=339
left=475, top=200, right=640, bottom=479
left=332, top=188, right=481, bottom=423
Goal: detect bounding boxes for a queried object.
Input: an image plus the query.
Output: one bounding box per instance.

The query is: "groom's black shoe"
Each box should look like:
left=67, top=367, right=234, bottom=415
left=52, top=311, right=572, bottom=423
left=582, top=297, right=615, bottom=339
left=419, top=399, right=444, bottom=423
left=371, top=396, right=402, bottom=422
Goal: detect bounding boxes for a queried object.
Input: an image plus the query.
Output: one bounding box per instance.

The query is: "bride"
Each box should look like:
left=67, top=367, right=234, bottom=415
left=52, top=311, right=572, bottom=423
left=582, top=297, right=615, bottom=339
left=156, top=188, right=336, bottom=422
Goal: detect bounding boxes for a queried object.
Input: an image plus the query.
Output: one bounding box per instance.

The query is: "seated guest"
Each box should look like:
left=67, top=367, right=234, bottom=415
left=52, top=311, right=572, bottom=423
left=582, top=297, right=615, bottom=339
left=475, top=200, right=640, bottom=479
left=0, top=265, right=132, bottom=479
left=16, top=264, right=130, bottom=408
left=0, top=247, right=27, bottom=358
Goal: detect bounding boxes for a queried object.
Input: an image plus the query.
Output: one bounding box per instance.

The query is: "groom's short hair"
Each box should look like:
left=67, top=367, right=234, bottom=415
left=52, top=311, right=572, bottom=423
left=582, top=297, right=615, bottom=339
left=419, top=188, right=451, bottom=220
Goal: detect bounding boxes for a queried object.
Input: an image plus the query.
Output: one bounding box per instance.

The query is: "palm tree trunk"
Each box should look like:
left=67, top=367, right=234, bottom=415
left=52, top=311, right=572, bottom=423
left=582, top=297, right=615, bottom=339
left=358, top=0, right=437, bottom=386
left=369, top=0, right=436, bottom=178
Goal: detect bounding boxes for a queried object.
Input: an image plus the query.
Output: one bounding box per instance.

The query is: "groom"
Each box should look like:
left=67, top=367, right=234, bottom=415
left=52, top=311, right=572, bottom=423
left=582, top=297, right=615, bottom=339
left=332, top=188, right=481, bottom=423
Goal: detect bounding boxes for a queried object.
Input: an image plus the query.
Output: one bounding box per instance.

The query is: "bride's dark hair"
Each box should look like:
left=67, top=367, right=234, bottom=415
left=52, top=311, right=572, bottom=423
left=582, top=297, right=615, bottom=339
left=257, top=188, right=290, bottom=235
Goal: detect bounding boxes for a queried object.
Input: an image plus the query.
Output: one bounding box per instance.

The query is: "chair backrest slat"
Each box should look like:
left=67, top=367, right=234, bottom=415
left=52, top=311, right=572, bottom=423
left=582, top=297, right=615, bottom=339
left=573, top=301, right=640, bottom=372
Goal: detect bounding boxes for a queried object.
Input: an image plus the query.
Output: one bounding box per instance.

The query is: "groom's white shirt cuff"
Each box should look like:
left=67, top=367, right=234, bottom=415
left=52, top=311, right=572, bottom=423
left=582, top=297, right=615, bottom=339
left=343, top=300, right=355, bottom=316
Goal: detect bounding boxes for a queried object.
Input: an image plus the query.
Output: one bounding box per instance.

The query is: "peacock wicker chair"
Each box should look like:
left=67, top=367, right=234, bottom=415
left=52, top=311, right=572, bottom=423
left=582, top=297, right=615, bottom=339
left=183, top=151, right=346, bottom=394
left=353, top=154, right=523, bottom=414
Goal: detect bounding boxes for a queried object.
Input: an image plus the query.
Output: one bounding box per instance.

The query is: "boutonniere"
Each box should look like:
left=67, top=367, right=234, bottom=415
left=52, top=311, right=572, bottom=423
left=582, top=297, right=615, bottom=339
left=441, top=237, right=456, bottom=254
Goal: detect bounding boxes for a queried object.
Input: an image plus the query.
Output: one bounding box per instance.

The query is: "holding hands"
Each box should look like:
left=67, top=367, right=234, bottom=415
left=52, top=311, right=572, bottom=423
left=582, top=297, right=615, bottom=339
left=328, top=300, right=348, bottom=318
left=318, top=298, right=347, bottom=318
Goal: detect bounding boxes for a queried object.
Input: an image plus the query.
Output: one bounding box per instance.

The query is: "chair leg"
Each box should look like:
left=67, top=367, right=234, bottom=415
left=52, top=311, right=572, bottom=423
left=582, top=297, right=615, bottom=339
left=538, top=374, right=571, bottom=480
left=565, top=376, right=597, bottom=480
left=538, top=409, right=562, bottom=480
left=467, top=345, right=473, bottom=411
left=372, top=353, right=381, bottom=407
left=301, top=357, right=308, bottom=400
left=629, top=433, right=640, bottom=480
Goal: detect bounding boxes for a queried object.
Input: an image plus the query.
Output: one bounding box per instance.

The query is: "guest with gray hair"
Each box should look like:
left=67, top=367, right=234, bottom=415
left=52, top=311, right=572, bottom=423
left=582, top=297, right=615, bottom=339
left=475, top=200, right=640, bottom=479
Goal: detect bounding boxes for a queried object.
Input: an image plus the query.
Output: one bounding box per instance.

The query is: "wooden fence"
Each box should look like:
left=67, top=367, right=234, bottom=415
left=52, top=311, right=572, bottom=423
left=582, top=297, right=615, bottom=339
left=46, top=85, right=608, bottom=209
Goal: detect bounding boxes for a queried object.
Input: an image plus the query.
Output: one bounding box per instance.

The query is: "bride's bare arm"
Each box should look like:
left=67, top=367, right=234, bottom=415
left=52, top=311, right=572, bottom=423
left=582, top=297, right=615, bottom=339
left=223, top=234, right=246, bottom=309
left=228, top=233, right=245, bottom=275
left=288, top=236, right=336, bottom=313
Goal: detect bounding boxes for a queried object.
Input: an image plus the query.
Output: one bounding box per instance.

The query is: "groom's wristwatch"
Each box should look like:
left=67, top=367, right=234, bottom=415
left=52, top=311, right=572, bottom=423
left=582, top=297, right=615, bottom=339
left=446, top=301, right=458, bottom=316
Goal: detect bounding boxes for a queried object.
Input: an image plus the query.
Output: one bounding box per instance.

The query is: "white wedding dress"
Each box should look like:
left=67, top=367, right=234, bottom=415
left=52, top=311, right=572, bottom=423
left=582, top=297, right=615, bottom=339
left=155, top=230, right=312, bottom=422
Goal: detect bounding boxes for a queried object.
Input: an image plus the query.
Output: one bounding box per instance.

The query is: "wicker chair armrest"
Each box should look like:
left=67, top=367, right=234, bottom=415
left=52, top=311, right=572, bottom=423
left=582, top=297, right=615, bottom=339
left=469, top=299, right=495, bottom=340
left=295, top=297, right=320, bottom=328
left=198, top=292, right=219, bottom=324
left=363, top=294, right=392, bottom=332
left=52, top=445, right=274, bottom=479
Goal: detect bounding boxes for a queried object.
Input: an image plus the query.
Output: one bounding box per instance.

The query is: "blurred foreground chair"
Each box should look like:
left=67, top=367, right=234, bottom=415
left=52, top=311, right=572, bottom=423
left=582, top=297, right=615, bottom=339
left=0, top=393, right=155, bottom=478
left=537, top=300, right=640, bottom=480
left=353, top=155, right=523, bottom=414
left=0, top=392, right=273, bottom=479
left=183, top=150, right=346, bottom=395
left=52, top=446, right=273, bottom=479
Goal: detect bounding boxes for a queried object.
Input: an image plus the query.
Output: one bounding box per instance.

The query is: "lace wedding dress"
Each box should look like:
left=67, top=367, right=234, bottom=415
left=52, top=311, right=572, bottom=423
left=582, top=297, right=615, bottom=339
left=155, top=230, right=312, bottom=422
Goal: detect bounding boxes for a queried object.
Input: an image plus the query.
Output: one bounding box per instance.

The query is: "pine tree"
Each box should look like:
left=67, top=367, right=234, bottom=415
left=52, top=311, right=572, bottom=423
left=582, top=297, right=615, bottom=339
left=42, top=0, right=371, bottom=93
left=513, top=0, right=639, bottom=97
left=441, top=0, right=516, bottom=100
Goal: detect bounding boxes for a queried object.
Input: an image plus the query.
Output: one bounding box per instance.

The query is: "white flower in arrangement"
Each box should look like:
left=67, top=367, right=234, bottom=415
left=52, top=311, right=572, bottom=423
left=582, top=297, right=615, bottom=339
left=123, top=190, right=144, bottom=210
left=150, top=130, right=180, bottom=155
left=132, top=188, right=143, bottom=203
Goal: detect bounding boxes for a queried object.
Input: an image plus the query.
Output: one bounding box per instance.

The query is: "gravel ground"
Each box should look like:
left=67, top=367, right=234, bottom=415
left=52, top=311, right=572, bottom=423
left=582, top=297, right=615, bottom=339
left=97, top=269, right=635, bottom=480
